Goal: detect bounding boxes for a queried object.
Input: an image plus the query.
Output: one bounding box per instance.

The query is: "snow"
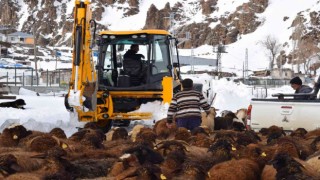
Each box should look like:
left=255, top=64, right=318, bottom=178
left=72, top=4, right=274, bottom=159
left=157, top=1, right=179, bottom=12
left=0, top=88, right=84, bottom=137
left=17, top=0, right=30, bottom=30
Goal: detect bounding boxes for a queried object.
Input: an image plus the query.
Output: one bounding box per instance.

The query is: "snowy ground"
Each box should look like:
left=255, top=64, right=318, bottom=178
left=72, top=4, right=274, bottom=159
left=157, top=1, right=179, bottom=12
left=0, top=74, right=297, bottom=137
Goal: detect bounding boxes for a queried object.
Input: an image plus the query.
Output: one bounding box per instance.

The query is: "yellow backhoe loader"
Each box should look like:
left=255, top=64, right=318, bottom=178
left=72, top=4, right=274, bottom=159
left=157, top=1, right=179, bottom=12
left=65, top=0, right=182, bottom=131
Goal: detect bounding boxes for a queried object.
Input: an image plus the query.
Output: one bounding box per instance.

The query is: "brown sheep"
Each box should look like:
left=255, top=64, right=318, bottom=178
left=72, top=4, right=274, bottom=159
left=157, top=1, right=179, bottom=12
left=109, top=156, right=162, bottom=180
left=68, top=128, right=105, bottom=149
left=0, top=125, right=31, bottom=147
left=212, top=130, right=237, bottom=144
left=235, top=108, right=248, bottom=124
left=201, top=107, right=216, bottom=131
left=104, top=139, right=135, bottom=158
left=261, top=165, right=276, bottom=180
left=290, top=128, right=308, bottom=138
left=311, top=136, right=320, bottom=151
left=188, top=133, right=213, bottom=148
left=0, top=149, right=45, bottom=173
left=5, top=173, right=42, bottom=180
left=109, top=144, right=163, bottom=179
left=153, top=119, right=177, bottom=139
left=18, top=130, right=46, bottom=147
left=305, top=129, right=320, bottom=139
left=174, top=127, right=191, bottom=142
left=68, top=158, right=117, bottom=179
left=160, top=150, right=186, bottom=179
left=214, top=112, right=245, bottom=131
left=129, top=124, right=145, bottom=142
left=155, top=140, right=189, bottom=157
left=0, top=154, right=21, bottom=177
left=208, top=158, right=263, bottom=180
left=49, top=128, right=67, bottom=139
left=31, top=146, right=73, bottom=179
left=26, top=134, right=61, bottom=153
left=272, top=152, right=320, bottom=179
left=0, top=146, right=78, bottom=179
left=265, top=125, right=287, bottom=144
left=207, top=139, right=235, bottom=166
left=106, top=127, right=128, bottom=141
left=273, top=137, right=300, bottom=159
left=135, top=127, right=157, bottom=147
left=274, top=136, right=316, bottom=160
left=306, top=151, right=320, bottom=174
left=174, top=160, right=207, bottom=180
left=236, top=130, right=261, bottom=146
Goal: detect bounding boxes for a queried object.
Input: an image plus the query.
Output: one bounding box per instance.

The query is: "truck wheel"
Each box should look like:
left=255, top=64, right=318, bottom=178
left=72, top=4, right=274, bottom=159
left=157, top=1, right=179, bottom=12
left=95, top=120, right=113, bottom=133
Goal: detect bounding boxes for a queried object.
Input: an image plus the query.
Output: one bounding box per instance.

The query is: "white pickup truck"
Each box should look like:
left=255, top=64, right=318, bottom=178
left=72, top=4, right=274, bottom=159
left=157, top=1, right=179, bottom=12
left=246, top=76, right=320, bottom=131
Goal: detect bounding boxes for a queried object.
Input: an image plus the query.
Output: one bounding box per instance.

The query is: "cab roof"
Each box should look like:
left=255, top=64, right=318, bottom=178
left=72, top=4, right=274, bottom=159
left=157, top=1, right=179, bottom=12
left=99, top=29, right=171, bottom=36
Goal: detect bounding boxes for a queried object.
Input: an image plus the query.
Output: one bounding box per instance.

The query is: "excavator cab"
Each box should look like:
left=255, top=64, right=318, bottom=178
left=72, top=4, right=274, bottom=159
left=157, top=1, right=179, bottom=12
left=93, top=30, right=181, bottom=127
left=97, top=30, right=179, bottom=90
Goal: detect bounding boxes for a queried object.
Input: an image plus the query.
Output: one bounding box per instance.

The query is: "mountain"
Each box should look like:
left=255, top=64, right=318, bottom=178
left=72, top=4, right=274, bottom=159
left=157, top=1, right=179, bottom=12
left=0, top=0, right=319, bottom=73
left=0, top=0, right=269, bottom=47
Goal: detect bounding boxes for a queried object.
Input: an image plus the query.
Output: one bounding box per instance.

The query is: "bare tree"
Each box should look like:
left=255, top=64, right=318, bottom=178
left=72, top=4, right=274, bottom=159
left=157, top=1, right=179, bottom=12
left=259, top=35, right=281, bottom=70
left=294, top=40, right=320, bottom=75
left=291, top=15, right=304, bottom=72
left=276, top=50, right=287, bottom=69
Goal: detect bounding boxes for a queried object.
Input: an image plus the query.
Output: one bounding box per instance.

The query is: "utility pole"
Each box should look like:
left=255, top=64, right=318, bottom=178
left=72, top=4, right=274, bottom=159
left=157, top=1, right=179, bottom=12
left=55, top=49, right=58, bottom=70
left=164, top=12, right=175, bottom=37
left=33, top=21, right=38, bottom=86
left=191, top=46, right=194, bottom=74
left=213, top=44, right=227, bottom=79
left=280, top=54, right=283, bottom=79
left=244, top=48, right=248, bottom=79
left=242, top=62, right=245, bottom=79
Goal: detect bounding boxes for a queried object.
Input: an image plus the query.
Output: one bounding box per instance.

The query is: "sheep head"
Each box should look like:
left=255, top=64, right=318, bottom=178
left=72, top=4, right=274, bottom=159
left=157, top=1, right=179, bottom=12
left=155, top=140, right=189, bottom=156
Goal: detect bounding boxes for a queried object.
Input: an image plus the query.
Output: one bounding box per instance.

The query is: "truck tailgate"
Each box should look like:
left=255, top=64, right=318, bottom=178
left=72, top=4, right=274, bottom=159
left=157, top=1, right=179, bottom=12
left=250, top=100, right=320, bottom=131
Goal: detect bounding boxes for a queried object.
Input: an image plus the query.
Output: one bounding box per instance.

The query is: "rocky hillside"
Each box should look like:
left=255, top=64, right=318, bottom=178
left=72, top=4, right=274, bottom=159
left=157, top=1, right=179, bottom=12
left=0, top=0, right=319, bottom=52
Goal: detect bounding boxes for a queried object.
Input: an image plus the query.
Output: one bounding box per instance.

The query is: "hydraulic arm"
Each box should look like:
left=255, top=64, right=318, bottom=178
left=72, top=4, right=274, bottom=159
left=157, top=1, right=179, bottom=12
left=67, top=0, right=98, bottom=121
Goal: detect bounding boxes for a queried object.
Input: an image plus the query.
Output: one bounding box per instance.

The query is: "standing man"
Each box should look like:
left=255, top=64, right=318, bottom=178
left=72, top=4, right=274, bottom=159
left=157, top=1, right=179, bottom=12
left=290, top=76, right=313, bottom=100
left=166, top=78, right=211, bottom=131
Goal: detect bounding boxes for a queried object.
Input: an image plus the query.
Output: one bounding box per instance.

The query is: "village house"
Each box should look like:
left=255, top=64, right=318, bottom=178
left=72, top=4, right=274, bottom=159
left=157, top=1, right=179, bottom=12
left=271, top=68, right=294, bottom=79
left=7, top=31, right=34, bottom=44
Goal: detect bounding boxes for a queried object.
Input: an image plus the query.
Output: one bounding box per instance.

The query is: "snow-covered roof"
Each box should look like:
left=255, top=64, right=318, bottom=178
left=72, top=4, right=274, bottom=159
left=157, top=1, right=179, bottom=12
left=7, top=32, right=33, bottom=38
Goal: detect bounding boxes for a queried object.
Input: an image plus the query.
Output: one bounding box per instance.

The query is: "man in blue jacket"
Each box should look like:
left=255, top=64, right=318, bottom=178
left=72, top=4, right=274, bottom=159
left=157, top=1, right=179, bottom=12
left=290, top=76, right=313, bottom=100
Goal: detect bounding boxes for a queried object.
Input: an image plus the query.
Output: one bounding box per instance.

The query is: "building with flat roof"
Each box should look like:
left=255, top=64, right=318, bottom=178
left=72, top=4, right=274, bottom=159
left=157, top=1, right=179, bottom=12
left=7, top=32, right=34, bottom=44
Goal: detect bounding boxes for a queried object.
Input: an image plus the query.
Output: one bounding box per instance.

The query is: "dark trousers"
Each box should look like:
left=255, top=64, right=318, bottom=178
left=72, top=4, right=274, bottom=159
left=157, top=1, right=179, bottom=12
left=176, top=117, right=201, bottom=131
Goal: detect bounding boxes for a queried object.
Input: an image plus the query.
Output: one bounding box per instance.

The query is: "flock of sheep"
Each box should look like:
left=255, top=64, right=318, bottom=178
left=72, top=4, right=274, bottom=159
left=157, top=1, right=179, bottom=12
left=0, top=108, right=319, bottom=180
